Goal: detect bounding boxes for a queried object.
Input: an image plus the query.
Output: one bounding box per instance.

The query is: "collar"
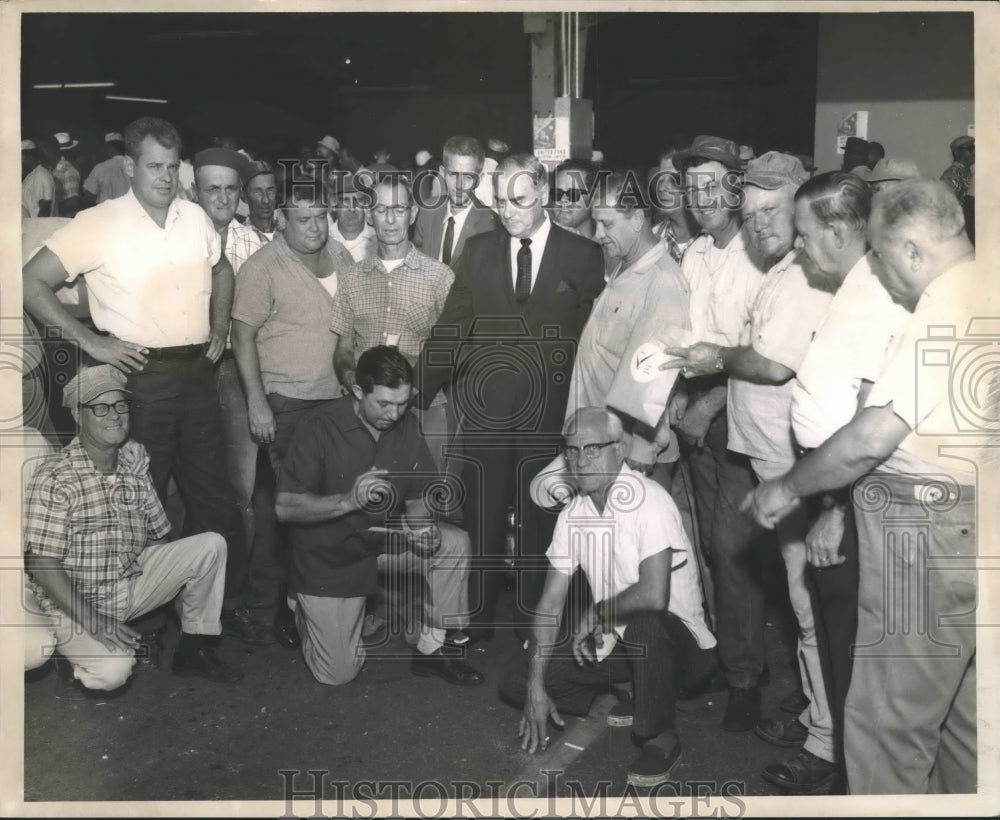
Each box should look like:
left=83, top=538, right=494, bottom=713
left=65, top=437, right=147, bottom=478
left=620, top=241, right=667, bottom=277
left=510, top=214, right=552, bottom=249
left=121, top=187, right=183, bottom=228
left=691, top=225, right=745, bottom=255
left=362, top=244, right=421, bottom=273
left=573, top=462, right=645, bottom=515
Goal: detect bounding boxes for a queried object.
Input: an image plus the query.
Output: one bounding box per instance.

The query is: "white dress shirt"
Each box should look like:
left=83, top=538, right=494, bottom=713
left=508, top=215, right=552, bottom=294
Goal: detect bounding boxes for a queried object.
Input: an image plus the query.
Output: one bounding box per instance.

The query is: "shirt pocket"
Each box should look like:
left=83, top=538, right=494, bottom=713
left=596, top=304, right=637, bottom=359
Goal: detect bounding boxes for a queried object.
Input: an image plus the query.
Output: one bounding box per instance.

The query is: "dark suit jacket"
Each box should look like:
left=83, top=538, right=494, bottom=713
left=412, top=195, right=500, bottom=266
left=416, top=222, right=605, bottom=435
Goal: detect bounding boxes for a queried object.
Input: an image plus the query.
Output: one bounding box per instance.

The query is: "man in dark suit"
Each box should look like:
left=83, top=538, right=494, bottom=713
left=412, top=136, right=500, bottom=267
left=416, top=153, right=605, bottom=639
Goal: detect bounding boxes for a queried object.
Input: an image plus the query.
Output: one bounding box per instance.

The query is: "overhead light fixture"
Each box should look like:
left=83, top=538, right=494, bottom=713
left=34, top=82, right=116, bottom=89
left=106, top=95, right=169, bottom=104
left=344, top=58, right=352, bottom=65
left=147, top=29, right=256, bottom=40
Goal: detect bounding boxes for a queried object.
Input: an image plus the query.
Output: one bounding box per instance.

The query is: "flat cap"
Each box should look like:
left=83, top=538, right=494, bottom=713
left=743, top=151, right=809, bottom=190
left=62, top=365, right=129, bottom=409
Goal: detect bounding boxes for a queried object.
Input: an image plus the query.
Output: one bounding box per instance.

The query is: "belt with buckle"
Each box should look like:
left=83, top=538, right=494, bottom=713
left=144, top=344, right=205, bottom=361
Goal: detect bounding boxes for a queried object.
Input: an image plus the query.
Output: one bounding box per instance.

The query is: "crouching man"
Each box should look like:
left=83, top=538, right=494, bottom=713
left=275, top=345, right=483, bottom=687
left=500, top=407, right=717, bottom=787
left=24, top=365, right=242, bottom=693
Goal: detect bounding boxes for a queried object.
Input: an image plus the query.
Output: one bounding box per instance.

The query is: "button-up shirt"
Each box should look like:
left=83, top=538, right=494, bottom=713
left=52, top=156, right=81, bottom=206
left=791, top=253, right=909, bottom=449
left=24, top=438, right=171, bottom=616
left=508, top=216, right=553, bottom=293
left=865, top=260, right=994, bottom=483
left=727, top=249, right=835, bottom=467
left=45, top=189, right=221, bottom=348
left=683, top=227, right=768, bottom=346
left=232, top=232, right=343, bottom=401
left=225, top=219, right=272, bottom=275
left=330, top=245, right=454, bottom=406
left=327, top=215, right=377, bottom=263
left=278, top=396, right=437, bottom=598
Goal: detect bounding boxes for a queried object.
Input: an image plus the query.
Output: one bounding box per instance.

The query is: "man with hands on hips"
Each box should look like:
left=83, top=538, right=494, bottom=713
left=500, top=407, right=716, bottom=788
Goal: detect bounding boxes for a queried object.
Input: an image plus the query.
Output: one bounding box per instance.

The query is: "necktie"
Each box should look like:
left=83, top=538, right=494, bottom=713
left=515, top=238, right=532, bottom=302
left=442, top=215, right=455, bottom=265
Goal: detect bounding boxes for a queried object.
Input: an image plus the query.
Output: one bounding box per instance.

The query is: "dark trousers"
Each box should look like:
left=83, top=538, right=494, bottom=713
left=683, top=409, right=765, bottom=688
left=807, top=500, right=860, bottom=769
left=127, top=356, right=247, bottom=603
left=459, top=437, right=561, bottom=630
left=266, top=393, right=341, bottom=477
left=500, top=610, right=716, bottom=738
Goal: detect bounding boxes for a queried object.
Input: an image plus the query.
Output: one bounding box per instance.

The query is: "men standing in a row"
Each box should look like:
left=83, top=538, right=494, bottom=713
left=747, top=178, right=986, bottom=795
left=416, top=153, right=605, bottom=638
left=413, top=136, right=499, bottom=267
left=667, top=152, right=837, bottom=792
left=788, top=171, right=909, bottom=791
left=669, top=136, right=768, bottom=731
left=22, top=116, right=267, bottom=645
left=332, top=177, right=455, bottom=470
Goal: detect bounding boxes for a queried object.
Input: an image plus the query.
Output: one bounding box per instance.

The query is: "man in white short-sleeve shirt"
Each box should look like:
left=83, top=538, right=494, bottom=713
left=500, top=407, right=717, bottom=789
left=747, top=179, right=987, bottom=794
left=22, top=116, right=266, bottom=646
left=668, top=153, right=837, bottom=793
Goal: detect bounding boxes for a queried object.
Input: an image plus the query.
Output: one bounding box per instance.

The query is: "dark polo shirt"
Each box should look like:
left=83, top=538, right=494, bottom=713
left=278, top=395, right=436, bottom=598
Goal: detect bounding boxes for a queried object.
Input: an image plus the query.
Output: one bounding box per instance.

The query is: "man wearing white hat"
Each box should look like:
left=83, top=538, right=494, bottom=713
left=316, top=135, right=341, bottom=162
left=82, top=131, right=131, bottom=206
left=52, top=131, right=82, bottom=217
left=21, top=138, right=55, bottom=218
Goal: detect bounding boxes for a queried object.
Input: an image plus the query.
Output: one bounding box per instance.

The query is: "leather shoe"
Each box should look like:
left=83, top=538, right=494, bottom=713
left=755, top=716, right=808, bottom=747
left=761, top=749, right=836, bottom=794
left=723, top=685, right=760, bottom=732
left=172, top=647, right=244, bottom=683
left=222, top=608, right=276, bottom=646
left=410, top=648, right=484, bottom=686
left=273, top=608, right=301, bottom=650
left=779, top=689, right=810, bottom=715
left=626, top=737, right=682, bottom=788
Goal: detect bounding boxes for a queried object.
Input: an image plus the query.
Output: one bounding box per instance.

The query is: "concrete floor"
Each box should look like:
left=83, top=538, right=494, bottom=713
left=24, top=566, right=818, bottom=804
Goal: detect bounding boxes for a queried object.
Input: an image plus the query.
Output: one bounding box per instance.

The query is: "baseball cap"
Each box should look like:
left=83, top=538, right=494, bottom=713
left=672, top=135, right=743, bottom=171
left=950, top=135, right=974, bottom=152
left=62, top=365, right=129, bottom=410
left=743, top=151, right=809, bottom=190
left=868, top=157, right=921, bottom=184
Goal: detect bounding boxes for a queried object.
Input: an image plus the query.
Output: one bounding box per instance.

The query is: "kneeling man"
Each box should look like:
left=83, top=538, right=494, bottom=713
left=275, top=345, right=482, bottom=687
left=501, top=407, right=716, bottom=787
left=24, top=365, right=242, bottom=691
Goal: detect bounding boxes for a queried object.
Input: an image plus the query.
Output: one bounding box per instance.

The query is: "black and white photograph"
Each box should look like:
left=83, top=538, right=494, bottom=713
left=3, top=1, right=997, bottom=815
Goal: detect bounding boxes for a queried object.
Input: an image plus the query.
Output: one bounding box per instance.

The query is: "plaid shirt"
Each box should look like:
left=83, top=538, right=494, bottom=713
left=24, top=438, right=171, bottom=615
left=330, top=246, right=453, bottom=407
left=52, top=157, right=81, bottom=206
left=225, top=220, right=273, bottom=275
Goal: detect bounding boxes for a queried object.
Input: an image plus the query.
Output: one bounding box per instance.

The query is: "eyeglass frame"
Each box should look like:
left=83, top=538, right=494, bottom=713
left=562, top=440, right=617, bottom=462
left=80, top=399, right=132, bottom=417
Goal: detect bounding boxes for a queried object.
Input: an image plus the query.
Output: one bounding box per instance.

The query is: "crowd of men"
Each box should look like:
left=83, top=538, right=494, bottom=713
left=20, top=116, right=986, bottom=796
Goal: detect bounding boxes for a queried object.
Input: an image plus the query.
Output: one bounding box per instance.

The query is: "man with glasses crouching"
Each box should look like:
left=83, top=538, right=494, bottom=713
left=500, top=407, right=716, bottom=788
left=24, top=365, right=243, bottom=697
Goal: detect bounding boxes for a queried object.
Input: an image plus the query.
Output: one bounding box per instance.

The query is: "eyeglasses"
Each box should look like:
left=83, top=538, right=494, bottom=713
left=371, top=205, right=410, bottom=217
left=553, top=188, right=586, bottom=203
left=563, top=440, right=616, bottom=461
left=81, top=399, right=131, bottom=417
